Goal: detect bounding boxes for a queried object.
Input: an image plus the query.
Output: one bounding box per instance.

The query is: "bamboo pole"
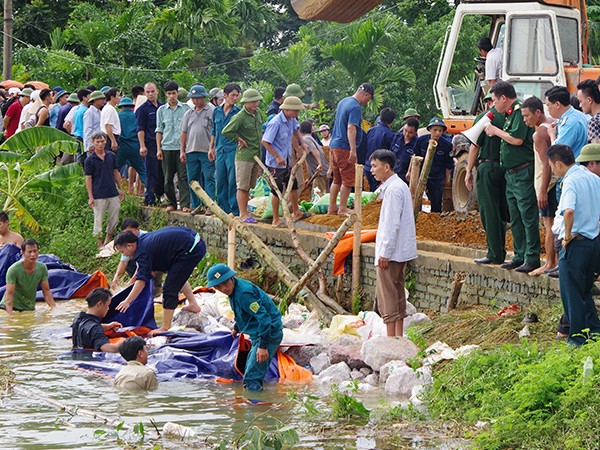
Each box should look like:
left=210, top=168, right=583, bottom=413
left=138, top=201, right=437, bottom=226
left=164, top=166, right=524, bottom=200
left=351, top=164, right=364, bottom=300
left=413, top=139, right=438, bottom=221
left=254, top=156, right=348, bottom=315
left=408, top=155, right=424, bottom=199
left=190, top=181, right=335, bottom=321
left=227, top=219, right=238, bottom=268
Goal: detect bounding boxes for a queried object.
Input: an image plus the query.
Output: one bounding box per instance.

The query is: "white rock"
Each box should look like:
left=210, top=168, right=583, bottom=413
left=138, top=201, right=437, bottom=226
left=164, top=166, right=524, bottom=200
left=519, top=325, right=531, bottom=338
left=330, top=334, right=363, bottom=347
left=359, top=367, right=372, bottom=376
left=364, top=373, right=379, bottom=386
left=351, top=369, right=365, bottom=380
left=316, top=361, right=352, bottom=384
left=410, top=385, right=427, bottom=413
left=403, top=313, right=431, bottom=331
left=454, top=344, right=480, bottom=357
left=379, top=360, right=408, bottom=385
left=405, top=299, right=417, bottom=316
left=357, top=382, right=377, bottom=392
left=360, top=336, right=420, bottom=372
left=309, top=352, right=331, bottom=375
left=385, top=366, right=433, bottom=398
left=423, top=341, right=456, bottom=365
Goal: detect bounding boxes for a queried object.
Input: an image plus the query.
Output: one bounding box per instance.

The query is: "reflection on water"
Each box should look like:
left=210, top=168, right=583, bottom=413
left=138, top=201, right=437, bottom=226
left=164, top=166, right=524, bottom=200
left=0, top=300, right=468, bottom=449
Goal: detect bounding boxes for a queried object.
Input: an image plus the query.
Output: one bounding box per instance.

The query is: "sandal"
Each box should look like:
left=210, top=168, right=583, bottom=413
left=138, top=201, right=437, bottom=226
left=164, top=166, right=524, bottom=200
left=243, top=216, right=258, bottom=224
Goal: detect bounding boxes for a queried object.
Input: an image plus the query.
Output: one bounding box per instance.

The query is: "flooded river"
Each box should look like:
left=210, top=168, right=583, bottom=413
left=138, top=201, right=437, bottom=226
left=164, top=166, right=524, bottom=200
left=0, top=300, right=469, bottom=449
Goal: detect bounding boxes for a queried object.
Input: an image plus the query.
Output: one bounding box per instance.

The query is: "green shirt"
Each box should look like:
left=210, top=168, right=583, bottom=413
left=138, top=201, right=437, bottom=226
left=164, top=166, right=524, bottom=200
left=500, top=100, right=534, bottom=170
left=155, top=102, right=190, bottom=151
left=0, top=261, right=48, bottom=311
left=221, top=106, right=264, bottom=162
left=476, top=106, right=505, bottom=161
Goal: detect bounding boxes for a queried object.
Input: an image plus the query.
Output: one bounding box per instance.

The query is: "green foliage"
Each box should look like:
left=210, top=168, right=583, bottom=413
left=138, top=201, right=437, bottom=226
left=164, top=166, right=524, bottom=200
left=287, top=389, right=321, bottom=420
left=218, top=420, right=299, bottom=450
left=425, top=339, right=600, bottom=449
left=405, top=326, right=427, bottom=351
left=329, top=384, right=370, bottom=423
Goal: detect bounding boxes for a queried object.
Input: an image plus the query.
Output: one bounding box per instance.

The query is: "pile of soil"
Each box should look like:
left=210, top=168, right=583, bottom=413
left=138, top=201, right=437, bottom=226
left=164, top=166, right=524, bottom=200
left=305, top=202, right=547, bottom=252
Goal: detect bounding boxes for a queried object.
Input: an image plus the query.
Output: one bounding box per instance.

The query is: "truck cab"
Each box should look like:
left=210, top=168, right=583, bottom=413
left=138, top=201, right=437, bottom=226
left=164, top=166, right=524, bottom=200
left=435, top=0, right=596, bottom=211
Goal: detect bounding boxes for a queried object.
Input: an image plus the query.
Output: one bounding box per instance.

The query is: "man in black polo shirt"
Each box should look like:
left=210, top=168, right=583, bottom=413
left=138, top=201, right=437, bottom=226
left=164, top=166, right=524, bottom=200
left=113, top=226, right=205, bottom=334
left=136, top=82, right=164, bottom=206
left=84, top=131, right=124, bottom=249
left=485, top=81, right=540, bottom=273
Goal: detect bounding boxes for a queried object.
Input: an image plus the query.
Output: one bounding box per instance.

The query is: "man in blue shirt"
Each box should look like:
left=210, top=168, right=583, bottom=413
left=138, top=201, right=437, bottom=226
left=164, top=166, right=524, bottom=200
left=136, top=82, right=165, bottom=206
left=84, top=131, right=124, bottom=249
left=391, top=118, right=419, bottom=184
left=207, top=263, right=283, bottom=391
left=267, top=86, right=285, bottom=116
left=210, top=83, right=242, bottom=215
left=548, top=144, right=600, bottom=346
left=411, top=117, right=454, bottom=212
left=113, top=226, right=205, bottom=334
left=117, top=97, right=147, bottom=190
left=364, top=107, right=396, bottom=191
left=545, top=86, right=589, bottom=160
left=262, top=96, right=309, bottom=227
left=328, top=83, right=374, bottom=215
left=72, top=89, right=91, bottom=141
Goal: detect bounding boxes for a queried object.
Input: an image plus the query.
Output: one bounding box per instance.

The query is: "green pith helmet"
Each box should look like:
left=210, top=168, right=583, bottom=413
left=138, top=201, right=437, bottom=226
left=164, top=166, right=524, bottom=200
left=280, top=96, right=305, bottom=111
left=402, top=108, right=420, bottom=120
left=283, top=83, right=304, bottom=98
left=426, top=116, right=447, bottom=131
left=576, top=144, right=600, bottom=163
left=206, top=263, right=237, bottom=288
left=240, top=88, right=263, bottom=103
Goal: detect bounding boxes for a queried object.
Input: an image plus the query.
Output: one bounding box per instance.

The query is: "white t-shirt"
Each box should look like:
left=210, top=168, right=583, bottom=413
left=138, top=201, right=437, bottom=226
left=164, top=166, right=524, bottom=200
left=485, top=47, right=503, bottom=82
left=64, top=104, right=78, bottom=131
left=101, top=103, right=121, bottom=135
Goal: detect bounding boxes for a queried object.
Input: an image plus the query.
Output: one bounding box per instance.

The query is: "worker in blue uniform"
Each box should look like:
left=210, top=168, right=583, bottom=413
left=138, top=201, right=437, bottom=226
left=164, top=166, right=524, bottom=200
left=113, top=226, right=205, bottom=334
left=207, top=263, right=283, bottom=391
left=410, top=117, right=454, bottom=212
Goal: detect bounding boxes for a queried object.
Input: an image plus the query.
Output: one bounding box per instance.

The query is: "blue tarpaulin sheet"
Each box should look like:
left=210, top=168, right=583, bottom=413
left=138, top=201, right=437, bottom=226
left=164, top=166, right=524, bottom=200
left=58, top=331, right=280, bottom=382
left=103, top=281, right=157, bottom=330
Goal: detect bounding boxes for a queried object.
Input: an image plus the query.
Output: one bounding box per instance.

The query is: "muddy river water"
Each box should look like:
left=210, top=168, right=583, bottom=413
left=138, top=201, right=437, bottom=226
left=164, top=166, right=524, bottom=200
left=0, top=300, right=468, bottom=449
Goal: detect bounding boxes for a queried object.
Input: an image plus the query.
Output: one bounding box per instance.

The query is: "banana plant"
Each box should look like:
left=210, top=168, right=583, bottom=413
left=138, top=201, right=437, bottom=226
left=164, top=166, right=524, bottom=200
left=0, top=127, right=82, bottom=232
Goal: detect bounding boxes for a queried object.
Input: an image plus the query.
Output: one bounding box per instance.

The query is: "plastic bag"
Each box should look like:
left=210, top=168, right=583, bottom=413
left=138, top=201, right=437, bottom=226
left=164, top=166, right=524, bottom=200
left=310, top=194, right=331, bottom=214
left=250, top=175, right=271, bottom=198
left=325, top=315, right=366, bottom=340
left=248, top=196, right=269, bottom=216
left=357, top=311, right=386, bottom=340
left=261, top=200, right=284, bottom=220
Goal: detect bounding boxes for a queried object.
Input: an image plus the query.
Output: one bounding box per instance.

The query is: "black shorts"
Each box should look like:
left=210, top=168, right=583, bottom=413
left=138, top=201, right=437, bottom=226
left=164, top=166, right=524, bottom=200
left=268, top=167, right=298, bottom=195
left=540, top=185, right=558, bottom=218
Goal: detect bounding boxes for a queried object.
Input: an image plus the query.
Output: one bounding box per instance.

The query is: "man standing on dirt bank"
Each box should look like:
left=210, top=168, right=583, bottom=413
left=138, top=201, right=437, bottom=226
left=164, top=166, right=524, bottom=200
left=207, top=263, right=283, bottom=391
left=485, top=81, right=540, bottom=273
left=0, top=238, right=56, bottom=315
left=370, top=149, right=417, bottom=337
left=465, top=93, right=507, bottom=265
left=547, top=144, right=600, bottom=346
left=113, top=226, right=205, bottom=335
left=328, top=83, right=374, bottom=216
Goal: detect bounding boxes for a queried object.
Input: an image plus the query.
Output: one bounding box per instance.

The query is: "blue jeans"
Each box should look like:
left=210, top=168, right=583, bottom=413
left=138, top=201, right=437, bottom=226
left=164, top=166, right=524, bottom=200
left=216, top=150, right=239, bottom=215
left=186, top=151, right=215, bottom=209
left=144, top=141, right=164, bottom=205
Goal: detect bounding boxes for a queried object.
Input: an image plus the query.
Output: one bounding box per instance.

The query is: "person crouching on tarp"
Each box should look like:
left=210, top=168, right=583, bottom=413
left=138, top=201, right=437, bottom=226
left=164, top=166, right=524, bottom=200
left=207, top=263, right=283, bottom=391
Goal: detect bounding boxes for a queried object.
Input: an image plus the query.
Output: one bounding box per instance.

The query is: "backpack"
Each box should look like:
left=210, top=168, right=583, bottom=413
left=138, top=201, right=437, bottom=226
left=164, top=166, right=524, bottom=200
left=0, top=96, right=17, bottom=117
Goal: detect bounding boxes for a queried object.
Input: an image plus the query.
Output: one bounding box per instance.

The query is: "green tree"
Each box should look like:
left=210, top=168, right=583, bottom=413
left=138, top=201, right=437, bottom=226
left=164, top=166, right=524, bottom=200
left=0, top=128, right=82, bottom=232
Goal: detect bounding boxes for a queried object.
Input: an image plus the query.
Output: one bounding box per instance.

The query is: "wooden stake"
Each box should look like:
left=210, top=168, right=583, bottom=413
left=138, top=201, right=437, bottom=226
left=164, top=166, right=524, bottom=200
left=190, top=180, right=336, bottom=321
left=446, top=272, right=466, bottom=312
left=408, top=155, right=424, bottom=199
left=227, top=219, right=237, bottom=268
left=352, top=164, right=364, bottom=300
left=413, top=139, right=438, bottom=221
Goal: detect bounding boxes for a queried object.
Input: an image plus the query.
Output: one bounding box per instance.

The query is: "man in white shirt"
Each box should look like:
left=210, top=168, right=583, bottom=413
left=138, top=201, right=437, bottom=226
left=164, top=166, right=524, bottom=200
left=478, top=37, right=503, bottom=87
left=101, top=88, right=122, bottom=152
left=370, top=149, right=417, bottom=337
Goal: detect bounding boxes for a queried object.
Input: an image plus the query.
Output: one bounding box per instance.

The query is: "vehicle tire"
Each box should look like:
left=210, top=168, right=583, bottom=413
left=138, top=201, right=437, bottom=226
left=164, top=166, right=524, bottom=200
left=452, top=153, right=477, bottom=213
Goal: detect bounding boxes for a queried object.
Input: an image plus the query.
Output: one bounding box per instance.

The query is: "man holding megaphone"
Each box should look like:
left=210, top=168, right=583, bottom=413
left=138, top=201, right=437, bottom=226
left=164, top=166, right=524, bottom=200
left=464, top=92, right=508, bottom=265
left=483, top=81, right=541, bottom=274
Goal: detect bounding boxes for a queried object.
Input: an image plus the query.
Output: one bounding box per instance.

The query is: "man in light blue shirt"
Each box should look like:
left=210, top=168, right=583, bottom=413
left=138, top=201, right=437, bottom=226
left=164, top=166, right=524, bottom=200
left=262, top=96, right=309, bottom=228
left=83, top=91, right=105, bottom=153
left=545, top=86, right=589, bottom=159
left=156, top=81, right=191, bottom=212
left=548, top=143, right=600, bottom=346
left=72, top=89, right=91, bottom=141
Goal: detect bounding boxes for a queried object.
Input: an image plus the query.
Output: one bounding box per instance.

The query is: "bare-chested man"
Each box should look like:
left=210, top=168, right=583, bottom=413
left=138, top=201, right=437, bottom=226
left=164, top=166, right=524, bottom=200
left=0, top=211, right=24, bottom=249
left=521, top=97, right=558, bottom=276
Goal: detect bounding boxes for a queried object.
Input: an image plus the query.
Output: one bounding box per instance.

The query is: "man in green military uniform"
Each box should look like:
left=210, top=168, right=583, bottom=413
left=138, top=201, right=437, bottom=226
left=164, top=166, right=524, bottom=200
left=464, top=92, right=508, bottom=264
left=485, top=81, right=540, bottom=273
left=222, top=89, right=264, bottom=224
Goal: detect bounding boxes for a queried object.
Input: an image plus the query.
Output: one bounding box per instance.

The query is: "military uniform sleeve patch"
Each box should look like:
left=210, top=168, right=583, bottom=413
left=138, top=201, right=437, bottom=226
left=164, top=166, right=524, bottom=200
left=249, top=302, right=260, bottom=313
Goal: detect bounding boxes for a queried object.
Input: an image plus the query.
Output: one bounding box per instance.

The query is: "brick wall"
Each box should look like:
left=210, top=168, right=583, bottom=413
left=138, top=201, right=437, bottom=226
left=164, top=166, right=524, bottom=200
left=143, top=208, right=561, bottom=312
